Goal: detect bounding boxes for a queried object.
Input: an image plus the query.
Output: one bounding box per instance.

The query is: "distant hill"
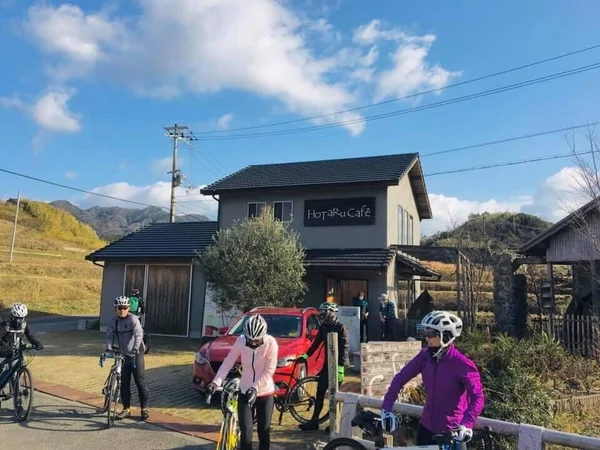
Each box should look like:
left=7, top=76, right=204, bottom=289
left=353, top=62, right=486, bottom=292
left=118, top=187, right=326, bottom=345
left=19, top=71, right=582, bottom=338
left=422, top=212, right=553, bottom=250
left=50, top=200, right=211, bottom=241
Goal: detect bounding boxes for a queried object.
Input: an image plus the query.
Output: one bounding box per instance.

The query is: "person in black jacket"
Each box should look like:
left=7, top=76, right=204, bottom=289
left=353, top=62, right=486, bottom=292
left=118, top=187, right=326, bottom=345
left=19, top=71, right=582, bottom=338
left=0, top=303, right=43, bottom=400
left=297, top=301, right=349, bottom=431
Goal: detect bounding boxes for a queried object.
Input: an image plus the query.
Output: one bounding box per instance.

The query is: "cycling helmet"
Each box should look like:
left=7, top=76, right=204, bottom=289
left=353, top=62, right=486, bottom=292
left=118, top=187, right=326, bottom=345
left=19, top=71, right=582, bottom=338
left=417, top=310, right=463, bottom=350
left=319, top=301, right=338, bottom=324
left=131, top=288, right=140, bottom=296
left=319, top=302, right=338, bottom=312
left=114, top=296, right=131, bottom=307
left=243, top=315, right=267, bottom=340
left=10, top=303, right=28, bottom=318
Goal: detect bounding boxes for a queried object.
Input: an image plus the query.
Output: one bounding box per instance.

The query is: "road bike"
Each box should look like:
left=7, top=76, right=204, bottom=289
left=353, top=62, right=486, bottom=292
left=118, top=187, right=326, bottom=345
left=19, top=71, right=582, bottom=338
left=323, top=410, right=494, bottom=450
left=98, top=349, right=135, bottom=428
left=0, top=343, right=37, bottom=421
left=207, top=377, right=242, bottom=450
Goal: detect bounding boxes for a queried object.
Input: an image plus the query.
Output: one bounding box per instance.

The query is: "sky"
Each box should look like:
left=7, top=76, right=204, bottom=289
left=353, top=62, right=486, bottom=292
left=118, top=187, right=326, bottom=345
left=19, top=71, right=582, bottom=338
left=1, top=0, right=600, bottom=236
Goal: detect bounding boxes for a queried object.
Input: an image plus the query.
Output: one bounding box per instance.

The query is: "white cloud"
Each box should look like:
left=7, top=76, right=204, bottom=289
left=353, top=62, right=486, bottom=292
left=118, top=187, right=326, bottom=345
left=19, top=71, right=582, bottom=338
left=64, top=171, right=78, bottom=179
left=31, top=86, right=81, bottom=133
left=351, top=20, right=461, bottom=101
left=215, top=113, right=234, bottom=131
left=76, top=181, right=218, bottom=219
left=422, top=166, right=596, bottom=236
left=151, top=157, right=174, bottom=176
left=24, top=1, right=364, bottom=135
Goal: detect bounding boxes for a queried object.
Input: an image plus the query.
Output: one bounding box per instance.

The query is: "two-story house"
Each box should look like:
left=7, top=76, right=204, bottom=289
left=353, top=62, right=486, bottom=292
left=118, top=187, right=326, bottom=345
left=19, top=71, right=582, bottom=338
left=87, top=153, right=437, bottom=339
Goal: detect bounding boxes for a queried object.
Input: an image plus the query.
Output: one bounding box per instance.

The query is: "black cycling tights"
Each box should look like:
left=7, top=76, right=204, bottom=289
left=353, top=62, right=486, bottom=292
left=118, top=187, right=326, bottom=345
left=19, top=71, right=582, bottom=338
left=120, top=351, right=149, bottom=410
left=417, top=424, right=467, bottom=450
left=237, top=392, right=274, bottom=450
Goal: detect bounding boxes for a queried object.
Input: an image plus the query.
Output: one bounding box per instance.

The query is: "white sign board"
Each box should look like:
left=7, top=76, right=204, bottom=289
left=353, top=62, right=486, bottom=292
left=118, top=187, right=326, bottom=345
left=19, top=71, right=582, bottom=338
left=338, top=306, right=361, bottom=354
left=202, top=284, right=241, bottom=337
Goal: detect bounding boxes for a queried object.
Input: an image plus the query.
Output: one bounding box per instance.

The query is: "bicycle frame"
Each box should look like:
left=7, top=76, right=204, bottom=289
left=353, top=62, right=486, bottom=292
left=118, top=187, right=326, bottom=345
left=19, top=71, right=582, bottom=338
left=0, top=347, right=28, bottom=391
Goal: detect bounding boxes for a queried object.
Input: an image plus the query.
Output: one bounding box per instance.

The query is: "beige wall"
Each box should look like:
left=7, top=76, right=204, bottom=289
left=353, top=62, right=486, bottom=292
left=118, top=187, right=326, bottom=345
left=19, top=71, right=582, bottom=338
left=386, top=174, right=421, bottom=247
left=218, top=185, right=388, bottom=249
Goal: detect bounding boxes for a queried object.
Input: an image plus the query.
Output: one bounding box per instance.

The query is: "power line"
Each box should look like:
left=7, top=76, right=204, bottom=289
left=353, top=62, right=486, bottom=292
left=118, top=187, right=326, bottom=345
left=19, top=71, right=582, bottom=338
left=421, top=121, right=600, bottom=158
left=195, top=43, right=600, bottom=135
left=0, top=168, right=170, bottom=209
left=424, top=150, right=594, bottom=177
left=193, top=62, right=600, bottom=140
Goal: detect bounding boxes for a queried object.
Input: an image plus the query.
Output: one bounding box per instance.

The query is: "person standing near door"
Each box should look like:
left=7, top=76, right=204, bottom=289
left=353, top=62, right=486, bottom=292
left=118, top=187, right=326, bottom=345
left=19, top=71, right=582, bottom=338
left=379, top=293, right=397, bottom=341
left=354, top=291, right=369, bottom=343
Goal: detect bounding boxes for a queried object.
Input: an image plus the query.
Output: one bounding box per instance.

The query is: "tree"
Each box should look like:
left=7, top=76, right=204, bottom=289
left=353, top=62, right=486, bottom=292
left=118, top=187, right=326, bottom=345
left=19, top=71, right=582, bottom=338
left=519, top=264, right=547, bottom=314
left=196, top=206, right=307, bottom=313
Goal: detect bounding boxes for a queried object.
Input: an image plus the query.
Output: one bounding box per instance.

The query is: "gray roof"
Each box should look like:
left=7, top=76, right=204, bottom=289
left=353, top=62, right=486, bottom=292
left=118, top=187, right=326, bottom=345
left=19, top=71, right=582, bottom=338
left=86, top=221, right=218, bottom=262
left=201, top=153, right=432, bottom=219
left=304, top=248, right=395, bottom=271
left=519, top=197, right=597, bottom=256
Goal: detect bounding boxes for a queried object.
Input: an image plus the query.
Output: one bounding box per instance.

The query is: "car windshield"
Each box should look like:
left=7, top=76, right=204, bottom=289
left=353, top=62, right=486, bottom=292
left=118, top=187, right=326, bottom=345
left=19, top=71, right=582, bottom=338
left=228, top=314, right=302, bottom=338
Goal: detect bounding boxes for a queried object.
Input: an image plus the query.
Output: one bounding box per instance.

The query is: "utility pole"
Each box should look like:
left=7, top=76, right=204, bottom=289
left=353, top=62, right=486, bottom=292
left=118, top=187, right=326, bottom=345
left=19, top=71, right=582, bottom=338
left=163, top=124, right=196, bottom=223
left=9, top=190, right=21, bottom=263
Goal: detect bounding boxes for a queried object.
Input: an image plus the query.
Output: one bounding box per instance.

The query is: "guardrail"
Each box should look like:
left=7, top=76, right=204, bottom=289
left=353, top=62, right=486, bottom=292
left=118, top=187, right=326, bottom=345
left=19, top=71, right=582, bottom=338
left=331, top=392, right=600, bottom=450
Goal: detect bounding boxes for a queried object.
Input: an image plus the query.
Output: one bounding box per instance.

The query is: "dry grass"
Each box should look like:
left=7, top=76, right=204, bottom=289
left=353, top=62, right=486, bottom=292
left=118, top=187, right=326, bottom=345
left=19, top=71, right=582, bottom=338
left=0, top=212, right=104, bottom=317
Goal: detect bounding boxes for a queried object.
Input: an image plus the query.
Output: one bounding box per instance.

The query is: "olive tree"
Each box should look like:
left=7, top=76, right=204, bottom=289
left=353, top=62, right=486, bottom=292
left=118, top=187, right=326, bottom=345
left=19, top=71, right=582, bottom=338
left=196, top=206, right=307, bottom=313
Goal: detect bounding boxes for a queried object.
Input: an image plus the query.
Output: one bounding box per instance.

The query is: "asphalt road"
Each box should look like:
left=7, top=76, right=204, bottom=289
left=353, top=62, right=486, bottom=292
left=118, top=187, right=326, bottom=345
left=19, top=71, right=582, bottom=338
left=0, top=391, right=216, bottom=450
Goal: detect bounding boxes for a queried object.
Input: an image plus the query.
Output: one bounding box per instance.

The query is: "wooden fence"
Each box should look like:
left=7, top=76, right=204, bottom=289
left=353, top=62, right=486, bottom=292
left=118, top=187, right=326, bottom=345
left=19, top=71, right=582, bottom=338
left=531, top=314, right=600, bottom=358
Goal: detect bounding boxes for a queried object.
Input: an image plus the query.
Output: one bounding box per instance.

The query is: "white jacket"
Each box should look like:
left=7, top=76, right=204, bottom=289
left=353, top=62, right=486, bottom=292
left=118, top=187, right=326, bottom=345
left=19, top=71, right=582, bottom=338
left=213, top=334, right=278, bottom=397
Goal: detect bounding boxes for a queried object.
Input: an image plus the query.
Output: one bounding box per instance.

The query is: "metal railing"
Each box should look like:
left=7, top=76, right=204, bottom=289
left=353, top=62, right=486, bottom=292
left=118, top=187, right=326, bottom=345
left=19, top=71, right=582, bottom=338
left=332, top=392, right=600, bottom=450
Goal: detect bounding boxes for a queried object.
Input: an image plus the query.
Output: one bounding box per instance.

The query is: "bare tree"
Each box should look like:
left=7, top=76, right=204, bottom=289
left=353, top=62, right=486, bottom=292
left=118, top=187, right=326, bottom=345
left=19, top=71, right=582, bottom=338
left=518, top=264, right=547, bottom=314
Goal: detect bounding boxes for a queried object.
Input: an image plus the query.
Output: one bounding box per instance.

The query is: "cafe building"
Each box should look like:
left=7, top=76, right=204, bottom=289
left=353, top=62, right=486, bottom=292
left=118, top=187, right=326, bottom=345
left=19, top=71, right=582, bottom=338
left=87, top=152, right=439, bottom=340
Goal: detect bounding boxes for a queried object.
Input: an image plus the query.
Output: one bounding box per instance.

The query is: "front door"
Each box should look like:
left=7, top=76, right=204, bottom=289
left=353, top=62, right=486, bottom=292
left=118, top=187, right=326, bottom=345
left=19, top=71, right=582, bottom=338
left=145, top=265, right=191, bottom=336
left=326, top=278, right=368, bottom=306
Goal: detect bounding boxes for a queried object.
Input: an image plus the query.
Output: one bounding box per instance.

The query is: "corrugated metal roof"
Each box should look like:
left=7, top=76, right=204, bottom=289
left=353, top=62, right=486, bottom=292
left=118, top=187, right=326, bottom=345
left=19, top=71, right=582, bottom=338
left=304, top=248, right=395, bottom=270
left=201, top=153, right=419, bottom=194
left=86, top=221, right=218, bottom=261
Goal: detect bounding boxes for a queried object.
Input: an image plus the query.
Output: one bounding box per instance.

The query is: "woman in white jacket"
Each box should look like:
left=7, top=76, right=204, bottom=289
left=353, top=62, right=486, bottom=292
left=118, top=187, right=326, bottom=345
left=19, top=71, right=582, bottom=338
left=207, top=314, right=278, bottom=450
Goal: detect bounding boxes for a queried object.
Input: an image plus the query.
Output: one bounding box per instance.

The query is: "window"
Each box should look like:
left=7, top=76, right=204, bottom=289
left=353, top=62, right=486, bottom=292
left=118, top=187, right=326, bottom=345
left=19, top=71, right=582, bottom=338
left=404, top=210, right=410, bottom=244
left=306, top=314, right=320, bottom=332
left=408, top=214, right=414, bottom=245
left=273, top=201, right=293, bottom=222
left=228, top=314, right=301, bottom=338
left=247, top=202, right=266, bottom=218
left=398, top=205, right=404, bottom=244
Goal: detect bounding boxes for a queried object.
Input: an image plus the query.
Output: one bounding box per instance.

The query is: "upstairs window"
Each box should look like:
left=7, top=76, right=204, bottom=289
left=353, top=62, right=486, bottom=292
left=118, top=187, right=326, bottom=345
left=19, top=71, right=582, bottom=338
left=273, top=201, right=293, bottom=222
left=248, top=202, right=266, bottom=218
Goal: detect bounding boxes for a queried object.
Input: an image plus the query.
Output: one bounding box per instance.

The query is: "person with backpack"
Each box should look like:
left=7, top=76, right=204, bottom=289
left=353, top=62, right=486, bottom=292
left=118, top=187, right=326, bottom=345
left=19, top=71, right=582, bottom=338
left=297, top=302, right=349, bottom=431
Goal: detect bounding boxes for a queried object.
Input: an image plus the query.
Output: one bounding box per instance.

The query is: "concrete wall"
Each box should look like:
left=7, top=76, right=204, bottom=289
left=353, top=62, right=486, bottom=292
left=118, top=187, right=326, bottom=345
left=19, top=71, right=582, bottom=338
left=99, top=263, right=126, bottom=328
left=386, top=174, right=421, bottom=246
left=217, top=185, right=388, bottom=249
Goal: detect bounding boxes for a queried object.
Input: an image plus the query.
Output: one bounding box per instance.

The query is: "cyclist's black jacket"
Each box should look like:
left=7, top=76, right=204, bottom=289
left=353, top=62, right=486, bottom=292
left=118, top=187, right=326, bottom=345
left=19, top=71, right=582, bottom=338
left=0, top=319, right=41, bottom=357
left=305, top=320, right=349, bottom=367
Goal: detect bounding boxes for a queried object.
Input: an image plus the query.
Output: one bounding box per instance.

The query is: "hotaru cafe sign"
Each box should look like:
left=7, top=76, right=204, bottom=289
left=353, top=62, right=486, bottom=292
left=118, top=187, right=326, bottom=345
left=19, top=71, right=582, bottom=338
left=304, top=197, right=376, bottom=226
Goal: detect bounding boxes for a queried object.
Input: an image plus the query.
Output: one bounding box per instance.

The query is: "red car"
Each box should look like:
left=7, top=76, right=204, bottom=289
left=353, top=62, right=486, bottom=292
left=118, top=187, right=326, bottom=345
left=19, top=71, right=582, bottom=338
left=193, top=306, right=325, bottom=396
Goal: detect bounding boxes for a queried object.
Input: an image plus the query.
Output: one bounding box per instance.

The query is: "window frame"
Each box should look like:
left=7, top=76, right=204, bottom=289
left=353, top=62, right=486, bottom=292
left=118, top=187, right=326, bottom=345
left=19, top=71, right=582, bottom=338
left=273, top=200, right=294, bottom=223
left=247, top=201, right=267, bottom=218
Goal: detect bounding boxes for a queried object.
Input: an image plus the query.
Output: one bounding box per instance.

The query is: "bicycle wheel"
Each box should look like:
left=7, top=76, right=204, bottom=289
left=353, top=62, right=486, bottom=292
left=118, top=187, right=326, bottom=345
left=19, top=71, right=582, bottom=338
left=287, top=376, right=328, bottom=425
left=106, top=372, right=120, bottom=428
left=143, top=333, right=151, bottom=355
left=217, top=412, right=240, bottom=450
left=323, top=437, right=368, bottom=450
left=98, top=373, right=112, bottom=414
left=13, top=367, right=34, bottom=421
left=470, top=432, right=494, bottom=450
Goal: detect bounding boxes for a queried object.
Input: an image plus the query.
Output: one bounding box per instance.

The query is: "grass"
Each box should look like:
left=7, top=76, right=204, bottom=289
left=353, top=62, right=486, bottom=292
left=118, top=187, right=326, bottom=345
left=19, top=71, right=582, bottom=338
left=0, top=201, right=104, bottom=317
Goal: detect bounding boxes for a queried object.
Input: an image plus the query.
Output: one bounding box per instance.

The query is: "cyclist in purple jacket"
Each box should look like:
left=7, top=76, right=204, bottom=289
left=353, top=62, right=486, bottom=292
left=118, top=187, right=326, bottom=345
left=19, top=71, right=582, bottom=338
left=381, top=311, right=484, bottom=448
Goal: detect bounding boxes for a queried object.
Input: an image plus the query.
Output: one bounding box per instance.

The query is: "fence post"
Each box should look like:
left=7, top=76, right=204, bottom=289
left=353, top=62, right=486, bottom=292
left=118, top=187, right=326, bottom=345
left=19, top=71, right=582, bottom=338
left=518, top=424, right=546, bottom=450
left=327, top=331, right=339, bottom=439
left=338, top=395, right=358, bottom=438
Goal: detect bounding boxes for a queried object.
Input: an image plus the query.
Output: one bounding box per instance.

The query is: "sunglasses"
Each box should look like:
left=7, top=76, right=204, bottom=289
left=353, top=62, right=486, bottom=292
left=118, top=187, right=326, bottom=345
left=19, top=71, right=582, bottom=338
left=117, top=306, right=129, bottom=311
left=417, top=327, right=439, bottom=339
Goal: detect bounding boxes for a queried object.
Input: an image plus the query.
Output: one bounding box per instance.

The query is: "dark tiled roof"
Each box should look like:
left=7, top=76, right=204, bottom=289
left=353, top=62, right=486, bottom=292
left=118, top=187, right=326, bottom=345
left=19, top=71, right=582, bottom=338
left=304, top=248, right=395, bottom=270
left=86, top=221, right=218, bottom=261
left=395, top=250, right=441, bottom=279
left=201, top=153, right=419, bottom=194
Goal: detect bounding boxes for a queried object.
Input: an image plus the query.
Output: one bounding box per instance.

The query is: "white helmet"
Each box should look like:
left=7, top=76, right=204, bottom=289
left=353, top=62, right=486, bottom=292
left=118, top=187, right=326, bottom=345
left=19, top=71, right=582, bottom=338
left=114, top=296, right=131, bottom=307
left=11, top=303, right=28, bottom=318
left=243, top=314, right=267, bottom=340
left=417, top=310, right=463, bottom=350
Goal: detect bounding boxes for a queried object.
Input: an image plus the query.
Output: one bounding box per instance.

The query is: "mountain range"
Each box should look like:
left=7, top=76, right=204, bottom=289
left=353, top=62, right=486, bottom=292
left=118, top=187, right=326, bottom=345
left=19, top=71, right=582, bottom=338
left=50, top=200, right=211, bottom=240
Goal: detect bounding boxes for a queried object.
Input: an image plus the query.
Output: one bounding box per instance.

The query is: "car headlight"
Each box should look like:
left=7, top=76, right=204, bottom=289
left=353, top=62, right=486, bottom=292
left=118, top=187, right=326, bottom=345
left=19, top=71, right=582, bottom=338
left=277, top=355, right=296, bottom=367
left=195, top=351, right=209, bottom=364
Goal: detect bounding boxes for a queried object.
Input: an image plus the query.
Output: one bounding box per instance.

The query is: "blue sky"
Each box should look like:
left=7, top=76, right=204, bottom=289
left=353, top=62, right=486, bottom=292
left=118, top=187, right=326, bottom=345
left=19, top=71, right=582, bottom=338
left=1, top=0, right=600, bottom=235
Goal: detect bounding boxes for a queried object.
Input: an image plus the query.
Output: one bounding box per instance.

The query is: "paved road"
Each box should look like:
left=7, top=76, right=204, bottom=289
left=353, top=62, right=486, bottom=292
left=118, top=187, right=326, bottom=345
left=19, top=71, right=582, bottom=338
left=0, top=392, right=215, bottom=450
